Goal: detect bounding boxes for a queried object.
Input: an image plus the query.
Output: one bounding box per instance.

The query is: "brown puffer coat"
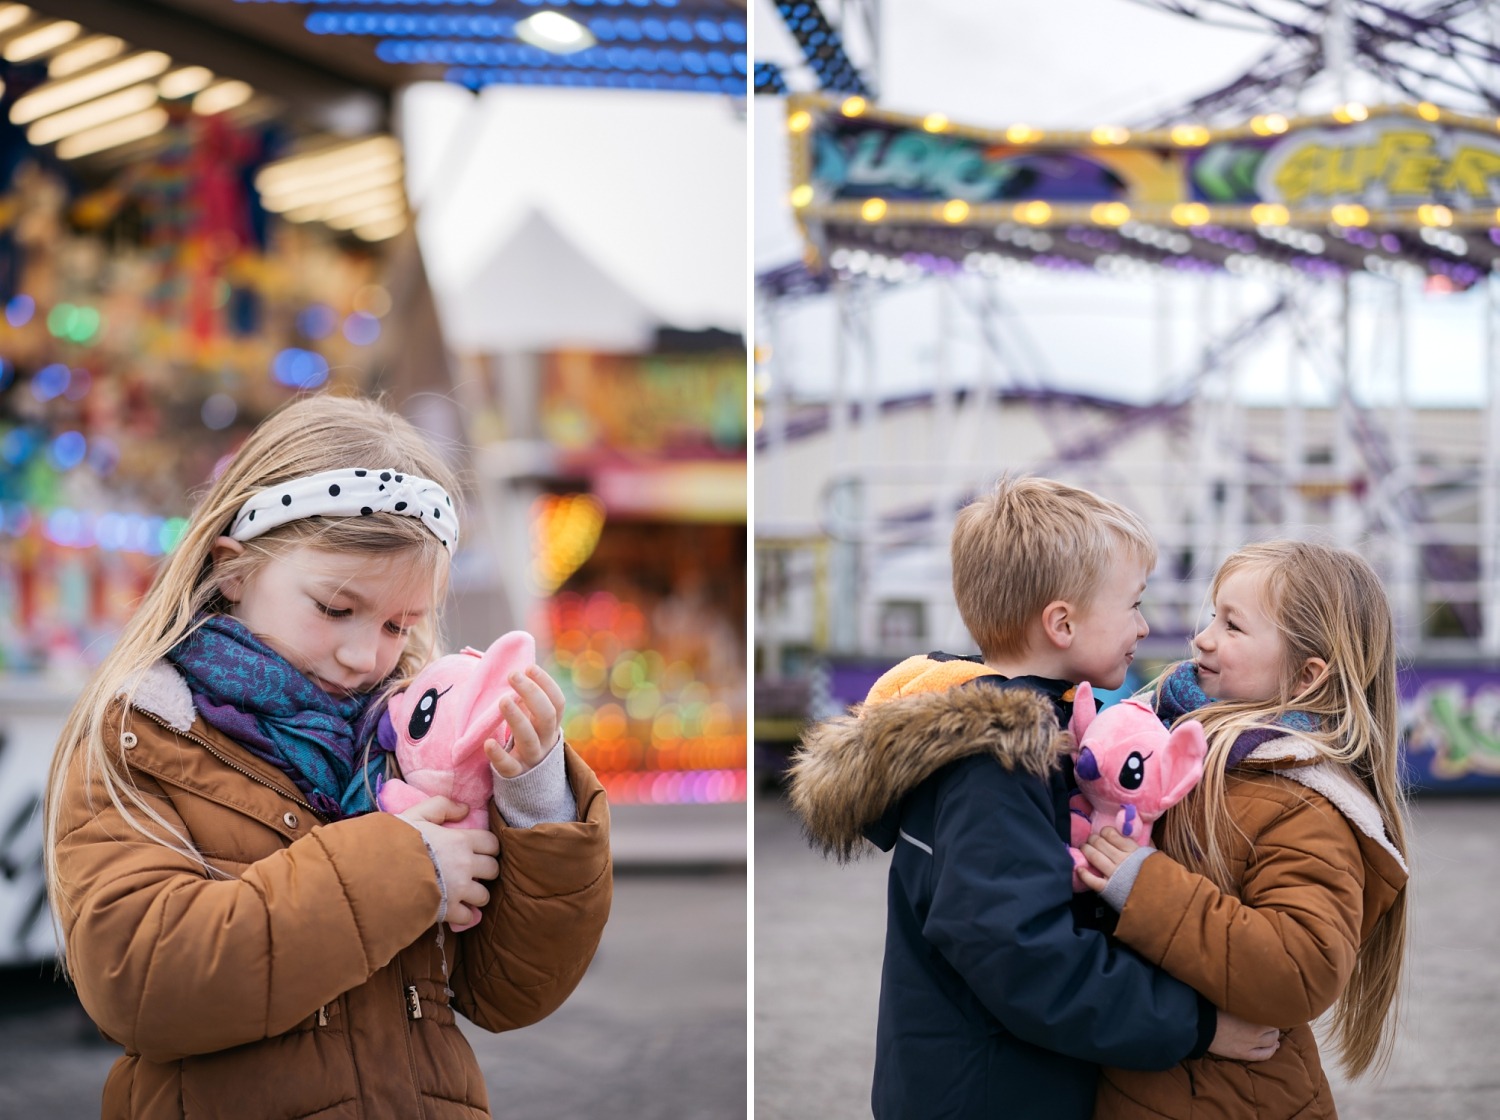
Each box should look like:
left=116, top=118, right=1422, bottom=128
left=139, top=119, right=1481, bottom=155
left=1096, top=740, right=1407, bottom=1120
left=52, top=661, right=612, bottom=1120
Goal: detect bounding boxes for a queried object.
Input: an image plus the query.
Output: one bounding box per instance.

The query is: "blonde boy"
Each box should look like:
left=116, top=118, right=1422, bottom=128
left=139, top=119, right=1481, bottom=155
left=791, top=476, right=1273, bottom=1120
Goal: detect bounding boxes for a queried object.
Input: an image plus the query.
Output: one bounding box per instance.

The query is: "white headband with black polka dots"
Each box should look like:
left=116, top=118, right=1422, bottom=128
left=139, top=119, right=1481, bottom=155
left=229, top=468, right=459, bottom=551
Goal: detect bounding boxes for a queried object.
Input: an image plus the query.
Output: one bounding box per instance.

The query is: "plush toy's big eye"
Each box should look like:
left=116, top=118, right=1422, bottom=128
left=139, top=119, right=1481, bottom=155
left=408, top=688, right=441, bottom=741
left=1119, top=751, right=1148, bottom=791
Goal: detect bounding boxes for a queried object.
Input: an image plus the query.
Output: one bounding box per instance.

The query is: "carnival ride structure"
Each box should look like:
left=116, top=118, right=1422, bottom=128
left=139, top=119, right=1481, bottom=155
left=754, top=1, right=1500, bottom=798
left=756, top=0, right=1500, bottom=674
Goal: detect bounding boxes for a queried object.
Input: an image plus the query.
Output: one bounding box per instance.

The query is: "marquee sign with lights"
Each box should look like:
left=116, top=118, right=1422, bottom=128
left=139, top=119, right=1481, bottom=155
left=784, top=94, right=1500, bottom=290
left=790, top=94, right=1500, bottom=227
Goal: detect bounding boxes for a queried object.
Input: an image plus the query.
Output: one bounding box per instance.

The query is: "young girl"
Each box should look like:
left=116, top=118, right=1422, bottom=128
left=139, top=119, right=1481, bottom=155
left=1077, top=540, right=1409, bottom=1120
left=44, top=394, right=612, bottom=1120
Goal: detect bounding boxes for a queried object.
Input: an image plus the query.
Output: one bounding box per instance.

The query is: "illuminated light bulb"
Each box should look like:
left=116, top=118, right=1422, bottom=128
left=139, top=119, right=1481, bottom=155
left=11, top=51, right=170, bottom=124
left=788, top=183, right=813, bottom=208
left=941, top=199, right=969, bottom=223
left=923, top=112, right=948, bottom=133
left=860, top=197, right=887, bottom=221
left=1005, top=124, right=1039, bottom=144
left=1416, top=102, right=1441, bottom=122
left=1417, top=204, right=1453, bottom=227
left=1091, top=125, right=1129, bottom=145
left=1262, top=113, right=1289, bottom=134
left=515, top=10, right=595, bottom=53
left=0, top=5, right=30, bottom=36
left=194, top=79, right=252, bottom=116
left=1091, top=201, right=1131, bottom=225
left=5, top=20, right=80, bottom=62
left=787, top=108, right=811, bottom=132
left=1170, top=125, right=1210, bottom=146
left=48, top=34, right=123, bottom=77
left=26, top=82, right=157, bottom=145
left=1251, top=203, right=1290, bottom=226
left=1015, top=200, right=1051, bottom=224
left=1170, top=202, right=1211, bottom=226
left=158, top=66, right=213, bottom=99
left=55, top=106, right=167, bottom=159
left=1330, top=203, right=1370, bottom=227
left=841, top=95, right=866, bottom=117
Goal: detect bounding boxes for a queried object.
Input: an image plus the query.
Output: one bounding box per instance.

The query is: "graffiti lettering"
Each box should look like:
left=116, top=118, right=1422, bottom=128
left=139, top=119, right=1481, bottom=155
left=820, top=128, right=1016, bottom=201
left=1260, top=122, right=1500, bottom=206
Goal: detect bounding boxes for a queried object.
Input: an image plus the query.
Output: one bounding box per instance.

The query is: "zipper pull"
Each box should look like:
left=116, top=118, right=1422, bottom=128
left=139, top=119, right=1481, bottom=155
left=317, top=1005, right=328, bottom=1027
left=406, top=985, right=423, bottom=1020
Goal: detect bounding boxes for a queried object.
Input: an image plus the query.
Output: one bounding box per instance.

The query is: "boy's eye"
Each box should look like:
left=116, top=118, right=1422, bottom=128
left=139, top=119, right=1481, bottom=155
left=315, top=601, right=352, bottom=619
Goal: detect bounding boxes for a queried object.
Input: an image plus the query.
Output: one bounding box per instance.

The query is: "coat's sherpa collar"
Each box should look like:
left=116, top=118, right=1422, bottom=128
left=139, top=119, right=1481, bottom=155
left=121, top=660, right=197, bottom=733
left=1243, top=737, right=1409, bottom=873
left=788, top=684, right=1064, bottom=862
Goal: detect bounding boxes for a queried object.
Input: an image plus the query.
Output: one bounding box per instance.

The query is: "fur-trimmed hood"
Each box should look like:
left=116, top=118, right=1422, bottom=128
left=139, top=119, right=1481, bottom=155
left=788, top=681, right=1065, bottom=862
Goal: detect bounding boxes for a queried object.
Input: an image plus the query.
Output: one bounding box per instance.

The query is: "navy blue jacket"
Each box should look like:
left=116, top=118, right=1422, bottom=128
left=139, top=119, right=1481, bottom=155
left=790, top=665, right=1214, bottom=1120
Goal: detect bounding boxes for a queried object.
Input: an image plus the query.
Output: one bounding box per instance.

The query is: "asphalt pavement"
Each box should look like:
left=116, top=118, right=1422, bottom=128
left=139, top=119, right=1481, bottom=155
left=0, top=867, right=747, bottom=1119
left=755, top=790, right=1500, bottom=1120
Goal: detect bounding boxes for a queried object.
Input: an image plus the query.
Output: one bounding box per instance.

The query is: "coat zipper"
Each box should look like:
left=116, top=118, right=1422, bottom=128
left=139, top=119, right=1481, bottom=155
left=135, top=709, right=325, bottom=821
left=397, top=965, right=427, bottom=1119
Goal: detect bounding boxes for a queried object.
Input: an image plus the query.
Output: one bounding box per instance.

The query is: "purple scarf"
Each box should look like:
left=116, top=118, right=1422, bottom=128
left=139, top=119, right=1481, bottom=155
left=166, top=614, right=387, bottom=819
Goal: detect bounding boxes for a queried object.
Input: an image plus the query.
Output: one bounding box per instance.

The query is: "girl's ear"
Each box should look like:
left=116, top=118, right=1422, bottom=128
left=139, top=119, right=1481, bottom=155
left=209, top=536, right=247, bottom=603
left=1295, top=656, right=1329, bottom=694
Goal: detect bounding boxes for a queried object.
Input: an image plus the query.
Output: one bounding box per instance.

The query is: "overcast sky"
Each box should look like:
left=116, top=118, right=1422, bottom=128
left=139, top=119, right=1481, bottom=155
left=752, top=0, right=1494, bottom=407
left=402, top=82, right=747, bottom=345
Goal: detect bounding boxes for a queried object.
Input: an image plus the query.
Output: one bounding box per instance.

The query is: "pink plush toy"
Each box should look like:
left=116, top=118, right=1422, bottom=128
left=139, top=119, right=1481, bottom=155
left=378, top=631, right=537, bottom=927
left=1066, top=681, right=1207, bottom=892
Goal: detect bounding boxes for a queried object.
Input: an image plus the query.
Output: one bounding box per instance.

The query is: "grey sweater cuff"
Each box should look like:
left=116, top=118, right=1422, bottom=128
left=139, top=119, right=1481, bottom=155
left=1100, top=845, right=1156, bottom=912
left=491, top=737, right=576, bottom=828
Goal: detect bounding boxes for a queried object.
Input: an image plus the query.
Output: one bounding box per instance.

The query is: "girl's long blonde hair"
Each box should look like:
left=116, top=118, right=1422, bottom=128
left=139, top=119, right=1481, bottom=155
left=1155, top=540, right=1408, bottom=1079
left=43, top=394, right=463, bottom=960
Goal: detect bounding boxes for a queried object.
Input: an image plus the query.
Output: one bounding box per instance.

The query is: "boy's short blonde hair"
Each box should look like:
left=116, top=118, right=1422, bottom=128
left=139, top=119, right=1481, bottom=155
left=951, top=476, right=1157, bottom=659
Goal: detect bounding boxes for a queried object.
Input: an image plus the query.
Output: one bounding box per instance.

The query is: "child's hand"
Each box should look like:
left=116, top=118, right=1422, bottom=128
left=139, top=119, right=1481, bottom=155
left=1076, top=827, right=1141, bottom=892
left=396, top=796, right=500, bottom=928
left=486, top=664, right=566, bottom=779
left=1208, top=1010, right=1281, bottom=1062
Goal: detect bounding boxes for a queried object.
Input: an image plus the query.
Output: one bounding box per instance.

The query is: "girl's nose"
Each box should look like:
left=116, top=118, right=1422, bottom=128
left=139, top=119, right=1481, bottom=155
left=1194, top=628, right=1214, bottom=653
left=337, top=628, right=380, bottom=673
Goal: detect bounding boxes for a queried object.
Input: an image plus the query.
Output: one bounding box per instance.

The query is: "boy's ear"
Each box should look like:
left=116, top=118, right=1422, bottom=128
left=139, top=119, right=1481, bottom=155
left=209, top=536, right=247, bottom=603
left=1039, top=599, right=1074, bottom=651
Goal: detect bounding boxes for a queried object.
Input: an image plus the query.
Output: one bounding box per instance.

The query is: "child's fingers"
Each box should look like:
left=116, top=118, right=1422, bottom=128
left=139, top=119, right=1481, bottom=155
left=1080, top=835, right=1126, bottom=876
left=398, top=795, right=469, bottom=825
left=525, top=664, right=567, bottom=720
left=486, top=735, right=523, bottom=778
left=1076, top=863, right=1108, bottom=892
left=508, top=669, right=563, bottom=741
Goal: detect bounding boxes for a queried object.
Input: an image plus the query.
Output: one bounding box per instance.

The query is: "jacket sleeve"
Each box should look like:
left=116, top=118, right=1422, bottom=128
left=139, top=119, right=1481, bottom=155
left=452, top=744, right=612, bottom=1032
left=1111, top=778, right=1365, bottom=1028
left=922, top=756, right=1212, bottom=1070
left=54, top=749, right=444, bottom=1063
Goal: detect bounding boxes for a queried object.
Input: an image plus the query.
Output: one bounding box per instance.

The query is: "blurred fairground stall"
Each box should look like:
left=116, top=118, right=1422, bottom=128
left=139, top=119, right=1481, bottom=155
left=0, top=0, right=747, bottom=962
left=754, top=0, right=1500, bottom=795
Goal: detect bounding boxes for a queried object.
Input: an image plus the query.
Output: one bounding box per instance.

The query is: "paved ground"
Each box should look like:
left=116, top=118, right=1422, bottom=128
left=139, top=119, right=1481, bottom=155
left=756, top=790, right=1500, bottom=1120
left=0, top=867, right=747, bottom=1119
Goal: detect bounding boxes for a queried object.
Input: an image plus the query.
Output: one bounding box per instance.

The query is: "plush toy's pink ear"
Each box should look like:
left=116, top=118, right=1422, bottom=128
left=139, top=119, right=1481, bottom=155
left=447, top=631, right=537, bottom=753
left=1069, top=681, right=1097, bottom=746
left=1158, top=719, right=1209, bottom=807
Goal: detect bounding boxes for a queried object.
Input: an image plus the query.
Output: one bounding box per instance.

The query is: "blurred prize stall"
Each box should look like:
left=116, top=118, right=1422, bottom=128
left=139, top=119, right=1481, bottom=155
left=420, top=80, right=749, bottom=863
left=0, top=0, right=746, bottom=964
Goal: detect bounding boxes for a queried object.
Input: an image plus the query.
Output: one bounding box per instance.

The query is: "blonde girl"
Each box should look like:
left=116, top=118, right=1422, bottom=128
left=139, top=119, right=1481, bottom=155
left=45, top=394, right=612, bottom=1120
left=1077, top=540, right=1408, bottom=1120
